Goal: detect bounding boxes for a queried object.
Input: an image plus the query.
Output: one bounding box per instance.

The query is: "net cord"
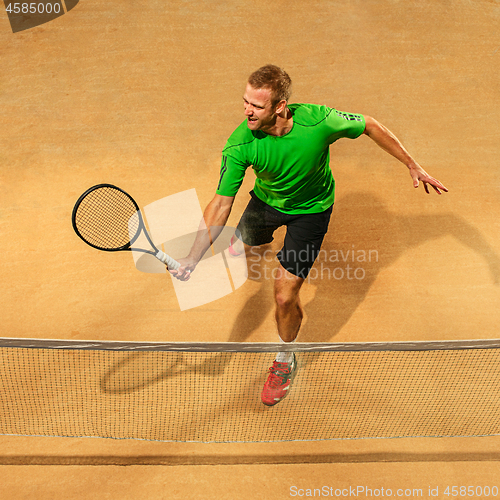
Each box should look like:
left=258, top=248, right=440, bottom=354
left=1, top=337, right=499, bottom=352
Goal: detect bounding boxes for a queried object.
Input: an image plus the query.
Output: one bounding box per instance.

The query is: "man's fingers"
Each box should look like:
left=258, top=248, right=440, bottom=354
left=428, top=177, right=448, bottom=194
left=435, top=181, right=448, bottom=193
left=169, top=267, right=191, bottom=281
left=413, top=171, right=448, bottom=195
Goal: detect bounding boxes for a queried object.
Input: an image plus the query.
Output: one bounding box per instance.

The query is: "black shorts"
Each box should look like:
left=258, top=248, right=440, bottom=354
left=236, top=191, right=333, bottom=278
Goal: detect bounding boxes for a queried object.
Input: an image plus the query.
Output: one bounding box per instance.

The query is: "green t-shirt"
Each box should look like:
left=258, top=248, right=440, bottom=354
left=216, top=103, right=365, bottom=214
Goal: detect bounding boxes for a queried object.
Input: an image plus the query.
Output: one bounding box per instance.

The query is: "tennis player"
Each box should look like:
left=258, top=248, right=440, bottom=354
left=170, top=65, right=448, bottom=406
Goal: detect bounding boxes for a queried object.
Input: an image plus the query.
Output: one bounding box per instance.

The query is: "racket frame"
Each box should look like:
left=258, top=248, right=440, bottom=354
left=72, top=183, right=180, bottom=269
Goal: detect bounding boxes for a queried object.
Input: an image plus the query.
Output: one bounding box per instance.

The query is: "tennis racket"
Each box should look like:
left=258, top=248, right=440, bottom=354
left=72, top=184, right=180, bottom=270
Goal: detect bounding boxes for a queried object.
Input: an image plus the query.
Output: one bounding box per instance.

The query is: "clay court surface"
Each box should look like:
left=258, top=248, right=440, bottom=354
left=1, top=0, right=500, bottom=498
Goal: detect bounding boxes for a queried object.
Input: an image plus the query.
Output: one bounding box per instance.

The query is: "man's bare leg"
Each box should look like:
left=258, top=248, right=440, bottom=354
left=231, top=234, right=305, bottom=341
left=274, top=265, right=305, bottom=342
left=261, top=265, right=303, bottom=406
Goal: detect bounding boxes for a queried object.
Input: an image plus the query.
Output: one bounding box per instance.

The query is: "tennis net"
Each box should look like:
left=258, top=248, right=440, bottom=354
left=1, top=337, right=500, bottom=443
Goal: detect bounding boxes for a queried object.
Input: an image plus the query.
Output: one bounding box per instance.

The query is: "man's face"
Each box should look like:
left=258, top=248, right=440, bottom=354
left=243, top=83, right=278, bottom=132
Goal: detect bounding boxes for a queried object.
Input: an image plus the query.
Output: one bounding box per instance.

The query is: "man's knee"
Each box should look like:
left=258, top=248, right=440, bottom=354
left=274, top=289, right=298, bottom=310
left=274, top=274, right=304, bottom=310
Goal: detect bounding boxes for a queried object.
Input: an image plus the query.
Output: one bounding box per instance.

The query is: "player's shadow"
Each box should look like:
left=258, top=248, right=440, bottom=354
left=99, top=190, right=500, bottom=393
left=229, top=190, right=500, bottom=344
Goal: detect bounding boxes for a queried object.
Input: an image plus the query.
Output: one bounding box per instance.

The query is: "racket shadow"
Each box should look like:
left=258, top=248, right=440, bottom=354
left=100, top=351, right=238, bottom=394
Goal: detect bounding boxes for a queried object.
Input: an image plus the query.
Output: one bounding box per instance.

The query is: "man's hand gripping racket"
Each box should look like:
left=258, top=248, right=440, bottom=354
left=72, top=184, right=180, bottom=271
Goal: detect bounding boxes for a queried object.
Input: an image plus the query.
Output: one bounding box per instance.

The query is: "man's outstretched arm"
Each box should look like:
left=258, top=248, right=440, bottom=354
left=363, top=115, right=448, bottom=194
left=169, top=194, right=235, bottom=281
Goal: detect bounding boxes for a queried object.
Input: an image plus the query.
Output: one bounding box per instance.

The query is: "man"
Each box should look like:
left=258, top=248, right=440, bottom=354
left=170, top=65, right=448, bottom=406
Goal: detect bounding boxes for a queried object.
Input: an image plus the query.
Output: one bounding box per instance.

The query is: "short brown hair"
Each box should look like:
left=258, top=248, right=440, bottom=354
left=248, top=65, right=292, bottom=107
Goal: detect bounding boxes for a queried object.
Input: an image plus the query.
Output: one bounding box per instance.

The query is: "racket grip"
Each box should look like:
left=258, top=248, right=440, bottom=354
left=155, top=250, right=181, bottom=270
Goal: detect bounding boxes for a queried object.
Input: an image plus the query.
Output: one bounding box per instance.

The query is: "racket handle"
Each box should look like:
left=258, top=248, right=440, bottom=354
left=155, top=250, right=181, bottom=270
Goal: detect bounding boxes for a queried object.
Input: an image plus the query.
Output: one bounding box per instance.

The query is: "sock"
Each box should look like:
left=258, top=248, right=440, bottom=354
left=276, top=337, right=295, bottom=364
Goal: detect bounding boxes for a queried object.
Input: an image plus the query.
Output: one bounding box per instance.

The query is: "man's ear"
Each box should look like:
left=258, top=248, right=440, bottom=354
left=275, top=100, right=287, bottom=114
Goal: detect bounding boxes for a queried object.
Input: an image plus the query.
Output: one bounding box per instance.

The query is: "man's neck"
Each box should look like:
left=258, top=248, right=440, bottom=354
left=262, top=107, right=293, bottom=137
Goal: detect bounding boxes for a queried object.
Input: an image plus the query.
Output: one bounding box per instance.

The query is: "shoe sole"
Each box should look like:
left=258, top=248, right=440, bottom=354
left=228, top=235, right=244, bottom=256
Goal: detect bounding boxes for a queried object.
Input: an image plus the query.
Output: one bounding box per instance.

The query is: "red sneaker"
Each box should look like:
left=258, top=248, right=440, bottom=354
left=228, top=235, right=243, bottom=256
left=261, top=354, right=297, bottom=406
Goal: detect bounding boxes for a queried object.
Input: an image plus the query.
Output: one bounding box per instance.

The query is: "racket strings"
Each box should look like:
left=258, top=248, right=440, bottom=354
left=74, top=187, right=140, bottom=250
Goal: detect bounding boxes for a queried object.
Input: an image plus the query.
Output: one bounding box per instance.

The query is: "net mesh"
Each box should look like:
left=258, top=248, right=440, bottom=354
left=1, top=340, right=500, bottom=443
left=73, top=186, right=140, bottom=250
